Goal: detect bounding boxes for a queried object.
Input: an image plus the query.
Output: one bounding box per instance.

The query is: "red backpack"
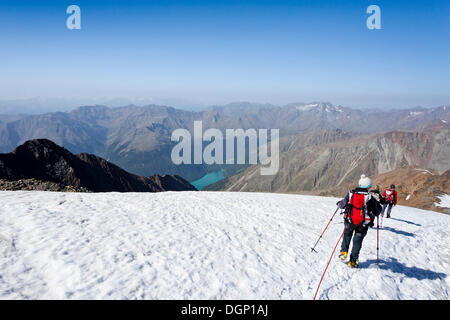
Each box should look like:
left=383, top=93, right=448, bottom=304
left=384, top=188, right=395, bottom=202
left=346, top=191, right=371, bottom=226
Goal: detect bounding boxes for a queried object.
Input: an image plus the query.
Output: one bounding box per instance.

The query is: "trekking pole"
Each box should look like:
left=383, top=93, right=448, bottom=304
left=313, top=229, right=345, bottom=300
left=311, top=207, right=340, bottom=253
left=379, top=212, right=383, bottom=229
left=377, top=216, right=380, bottom=266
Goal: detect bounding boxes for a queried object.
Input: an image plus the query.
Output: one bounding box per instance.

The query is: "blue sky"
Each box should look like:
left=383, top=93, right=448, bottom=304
left=0, top=0, right=449, bottom=110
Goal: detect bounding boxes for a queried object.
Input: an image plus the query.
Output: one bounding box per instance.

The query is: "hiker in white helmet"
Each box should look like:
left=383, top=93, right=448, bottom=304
left=336, top=174, right=382, bottom=268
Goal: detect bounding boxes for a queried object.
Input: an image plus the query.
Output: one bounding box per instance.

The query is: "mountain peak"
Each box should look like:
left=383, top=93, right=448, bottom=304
left=13, top=138, right=71, bottom=157
left=292, top=102, right=343, bottom=113
left=1, top=139, right=197, bottom=192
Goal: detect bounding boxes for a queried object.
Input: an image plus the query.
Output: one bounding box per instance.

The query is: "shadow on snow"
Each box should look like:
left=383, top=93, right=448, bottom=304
left=388, top=217, right=422, bottom=227
left=360, top=257, right=446, bottom=281
left=379, top=226, right=415, bottom=237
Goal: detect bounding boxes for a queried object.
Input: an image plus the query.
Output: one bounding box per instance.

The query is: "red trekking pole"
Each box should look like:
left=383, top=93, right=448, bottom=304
left=313, top=229, right=345, bottom=300
left=377, top=216, right=380, bottom=265
left=311, top=207, right=340, bottom=253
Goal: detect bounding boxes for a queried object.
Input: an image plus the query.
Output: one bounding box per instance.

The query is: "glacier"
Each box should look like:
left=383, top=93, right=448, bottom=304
left=0, top=191, right=448, bottom=300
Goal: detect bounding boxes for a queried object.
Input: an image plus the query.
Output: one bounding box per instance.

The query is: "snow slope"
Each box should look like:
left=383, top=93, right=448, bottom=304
left=0, top=191, right=448, bottom=300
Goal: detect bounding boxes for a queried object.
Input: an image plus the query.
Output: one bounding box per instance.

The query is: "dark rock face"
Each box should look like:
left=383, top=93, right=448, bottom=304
left=0, top=139, right=197, bottom=192
left=148, top=174, right=199, bottom=192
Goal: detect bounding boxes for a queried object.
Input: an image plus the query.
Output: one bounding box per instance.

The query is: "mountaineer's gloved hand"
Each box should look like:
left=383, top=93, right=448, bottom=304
left=372, top=193, right=380, bottom=201
left=336, top=200, right=347, bottom=209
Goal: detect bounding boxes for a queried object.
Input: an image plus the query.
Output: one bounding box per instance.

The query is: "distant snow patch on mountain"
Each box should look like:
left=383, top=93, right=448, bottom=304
left=335, top=106, right=344, bottom=113
left=414, top=168, right=434, bottom=175
left=435, top=194, right=450, bottom=208
left=296, top=103, right=319, bottom=111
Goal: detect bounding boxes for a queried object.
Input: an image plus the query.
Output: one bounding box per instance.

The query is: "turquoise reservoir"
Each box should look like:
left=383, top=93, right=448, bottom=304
left=191, top=170, right=224, bottom=190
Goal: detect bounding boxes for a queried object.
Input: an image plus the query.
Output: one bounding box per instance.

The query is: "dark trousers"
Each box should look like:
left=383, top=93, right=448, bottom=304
left=340, top=221, right=369, bottom=262
left=382, top=203, right=394, bottom=217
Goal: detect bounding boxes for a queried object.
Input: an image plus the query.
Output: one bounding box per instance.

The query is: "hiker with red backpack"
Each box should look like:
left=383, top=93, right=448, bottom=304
left=336, top=175, right=382, bottom=268
left=382, top=184, right=398, bottom=218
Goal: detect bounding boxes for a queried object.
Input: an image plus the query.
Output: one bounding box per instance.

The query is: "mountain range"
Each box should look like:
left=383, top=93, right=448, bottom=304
left=0, top=101, right=448, bottom=211
left=207, top=121, right=449, bottom=212
left=0, top=102, right=448, bottom=182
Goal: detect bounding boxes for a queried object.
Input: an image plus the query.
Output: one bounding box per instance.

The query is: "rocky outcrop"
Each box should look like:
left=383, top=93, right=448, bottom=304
left=149, top=174, right=199, bottom=191
left=374, top=168, right=449, bottom=214
left=316, top=167, right=450, bottom=214
left=0, top=178, right=90, bottom=192
left=0, top=139, right=197, bottom=192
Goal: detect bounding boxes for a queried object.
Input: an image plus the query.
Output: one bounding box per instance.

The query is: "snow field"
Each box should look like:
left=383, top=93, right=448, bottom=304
left=0, top=191, right=448, bottom=299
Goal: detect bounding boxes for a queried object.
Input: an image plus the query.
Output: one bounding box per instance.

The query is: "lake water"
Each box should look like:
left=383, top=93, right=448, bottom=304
left=191, top=170, right=224, bottom=190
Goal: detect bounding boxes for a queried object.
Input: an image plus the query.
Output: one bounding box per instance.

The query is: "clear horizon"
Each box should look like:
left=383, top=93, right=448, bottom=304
left=1, top=0, right=449, bottom=112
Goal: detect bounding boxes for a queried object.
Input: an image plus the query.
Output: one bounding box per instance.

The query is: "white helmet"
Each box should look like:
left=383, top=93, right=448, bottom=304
left=358, top=174, right=373, bottom=189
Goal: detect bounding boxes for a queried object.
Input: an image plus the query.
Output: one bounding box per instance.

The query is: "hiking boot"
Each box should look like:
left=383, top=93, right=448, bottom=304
left=339, top=251, right=347, bottom=261
left=348, top=259, right=359, bottom=268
